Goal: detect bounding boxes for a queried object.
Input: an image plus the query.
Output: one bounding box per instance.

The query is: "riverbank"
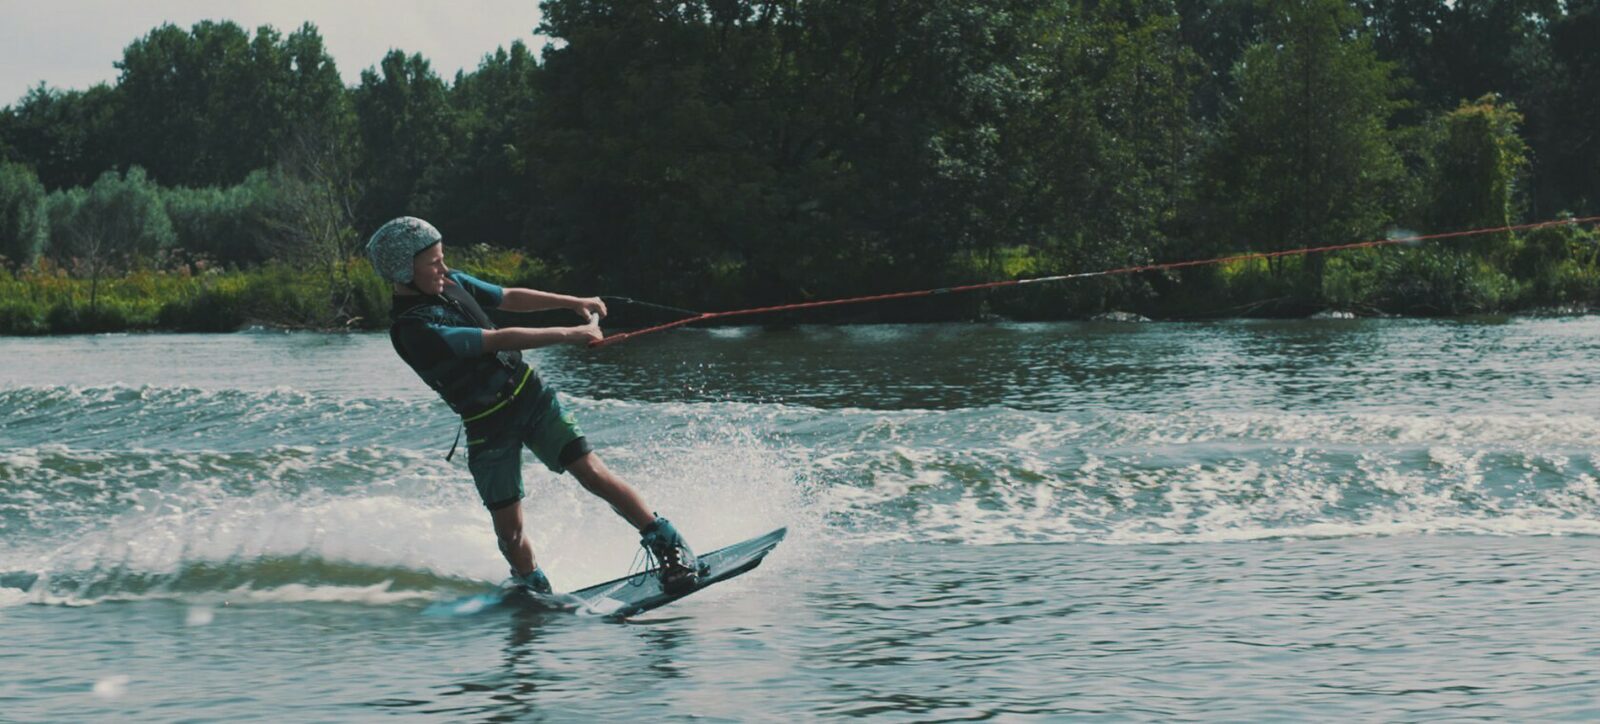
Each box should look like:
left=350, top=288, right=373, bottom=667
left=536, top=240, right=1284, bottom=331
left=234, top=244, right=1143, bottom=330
left=2, top=240, right=1597, bottom=335
left=0, top=246, right=555, bottom=335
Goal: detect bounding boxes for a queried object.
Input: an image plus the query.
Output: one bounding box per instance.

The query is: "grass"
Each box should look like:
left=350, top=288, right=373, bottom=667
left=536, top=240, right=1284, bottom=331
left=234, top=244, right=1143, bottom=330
left=1, top=233, right=1594, bottom=335
left=0, top=245, right=565, bottom=335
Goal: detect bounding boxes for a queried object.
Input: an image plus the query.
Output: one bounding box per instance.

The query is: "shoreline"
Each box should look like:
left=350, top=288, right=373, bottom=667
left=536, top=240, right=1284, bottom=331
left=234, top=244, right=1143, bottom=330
left=6, top=306, right=1594, bottom=338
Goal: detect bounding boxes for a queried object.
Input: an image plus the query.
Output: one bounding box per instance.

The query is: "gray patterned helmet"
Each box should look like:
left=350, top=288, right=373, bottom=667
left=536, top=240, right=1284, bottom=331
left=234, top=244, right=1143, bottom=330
left=366, top=216, right=442, bottom=283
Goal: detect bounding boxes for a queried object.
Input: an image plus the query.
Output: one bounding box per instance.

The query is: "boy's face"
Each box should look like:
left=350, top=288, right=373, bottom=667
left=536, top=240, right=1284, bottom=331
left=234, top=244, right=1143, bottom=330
left=411, top=243, right=449, bottom=295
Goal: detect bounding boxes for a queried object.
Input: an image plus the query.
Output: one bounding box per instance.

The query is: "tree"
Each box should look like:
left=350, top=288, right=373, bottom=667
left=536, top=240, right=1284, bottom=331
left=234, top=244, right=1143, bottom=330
left=1426, top=95, right=1528, bottom=238
left=111, top=21, right=353, bottom=189
left=263, top=123, right=364, bottom=325
left=1203, top=0, right=1406, bottom=299
left=163, top=171, right=282, bottom=267
left=1528, top=0, right=1600, bottom=215
left=0, top=161, right=48, bottom=266
left=115, top=22, right=251, bottom=185
left=352, top=50, right=458, bottom=229
left=0, top=84, right=119, bottom=189
left=1177, top=0, right=1270, bottom=122
left=532, top=0, right=1126, bottom=311
left=47, top=167, right=174, bottom=313
left=432, top=40, right=543, bottom=245
left=1001, top=0, right=1202, bottom=312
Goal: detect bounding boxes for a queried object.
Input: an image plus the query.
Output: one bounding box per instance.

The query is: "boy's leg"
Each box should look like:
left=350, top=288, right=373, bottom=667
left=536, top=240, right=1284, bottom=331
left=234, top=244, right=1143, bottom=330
left=489, top=499, right=540, bottom=575
left=566, top=451, right=656, bottom=530
left=525, top=392, right=698, bottom=590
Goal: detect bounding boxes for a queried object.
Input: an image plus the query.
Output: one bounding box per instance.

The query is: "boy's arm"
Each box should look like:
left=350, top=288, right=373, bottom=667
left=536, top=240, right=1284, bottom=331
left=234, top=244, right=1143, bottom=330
left=498, top=288, right=607, bottom=319
left=482, top=322, right=602, bottom=352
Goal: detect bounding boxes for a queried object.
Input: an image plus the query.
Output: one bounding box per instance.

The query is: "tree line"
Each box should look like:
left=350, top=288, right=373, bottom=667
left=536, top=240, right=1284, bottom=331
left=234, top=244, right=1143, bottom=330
left=0, top=0, right=1596, bottom=331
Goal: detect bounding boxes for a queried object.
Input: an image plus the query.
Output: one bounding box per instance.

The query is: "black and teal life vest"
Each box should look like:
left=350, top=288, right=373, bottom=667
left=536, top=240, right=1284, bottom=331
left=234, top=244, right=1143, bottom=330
left=389, top=281, right=537, bottom=423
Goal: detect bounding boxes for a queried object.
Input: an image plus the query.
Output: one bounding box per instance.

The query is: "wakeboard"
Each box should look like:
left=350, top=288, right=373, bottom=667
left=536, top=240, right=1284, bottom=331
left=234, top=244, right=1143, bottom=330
left=428, top=527, right=786, bottom=619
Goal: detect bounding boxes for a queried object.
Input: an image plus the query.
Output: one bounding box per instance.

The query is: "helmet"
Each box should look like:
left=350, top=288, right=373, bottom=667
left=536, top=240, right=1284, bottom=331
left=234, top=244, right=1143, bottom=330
left=366, top=216, right=442, bottom=283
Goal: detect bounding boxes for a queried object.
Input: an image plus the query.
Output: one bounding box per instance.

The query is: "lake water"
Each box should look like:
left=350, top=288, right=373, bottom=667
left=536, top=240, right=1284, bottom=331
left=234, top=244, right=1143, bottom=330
left=2, top=318, right=1598, bottom=720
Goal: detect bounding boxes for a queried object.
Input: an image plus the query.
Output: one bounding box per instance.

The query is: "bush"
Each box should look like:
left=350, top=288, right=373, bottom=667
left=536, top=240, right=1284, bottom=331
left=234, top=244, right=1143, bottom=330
left=1321, top=249, right=1384, bottom=310
left=156, top=278, right=248, bottom=331
left=46, top=167, right=175, bottom=273
left=45, top=297, right=160, bottom=333
left=0, top=161, right=48, bottom=267
left=344, top=259, right=393, bottom=329
left=0, top=299, right=48, bottom=334
left=163, top=170, right=282, bottom=267
left=1548, top=260, right=1600, bottom=307
left=1377, top=248, right=1515, bottom=314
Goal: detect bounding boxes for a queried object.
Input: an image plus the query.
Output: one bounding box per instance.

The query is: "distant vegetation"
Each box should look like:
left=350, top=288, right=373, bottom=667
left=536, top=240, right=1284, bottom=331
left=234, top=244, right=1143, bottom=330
left=1, top=0, right=1597, bottom=334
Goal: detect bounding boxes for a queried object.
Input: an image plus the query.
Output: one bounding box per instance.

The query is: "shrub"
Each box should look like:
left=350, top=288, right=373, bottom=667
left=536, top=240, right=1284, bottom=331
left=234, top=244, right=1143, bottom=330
left=0, top=161, right=48, bottom=267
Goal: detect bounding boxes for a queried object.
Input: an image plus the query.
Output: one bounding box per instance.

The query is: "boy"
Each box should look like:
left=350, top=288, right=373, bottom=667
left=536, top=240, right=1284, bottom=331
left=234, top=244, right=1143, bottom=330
left=366, top=216, right=701, bottom=593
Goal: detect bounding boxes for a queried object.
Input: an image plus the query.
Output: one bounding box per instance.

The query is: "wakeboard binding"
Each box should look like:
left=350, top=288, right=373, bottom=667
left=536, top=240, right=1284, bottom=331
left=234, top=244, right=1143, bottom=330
left=640, top=516, right=706, bottom=593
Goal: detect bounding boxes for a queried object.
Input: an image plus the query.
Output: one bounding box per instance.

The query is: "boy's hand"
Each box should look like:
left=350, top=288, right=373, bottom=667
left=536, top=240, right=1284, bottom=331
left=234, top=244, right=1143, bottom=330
left=574, top=297, right=607, bottom=321
left=574, top=314, right=603, bottom=345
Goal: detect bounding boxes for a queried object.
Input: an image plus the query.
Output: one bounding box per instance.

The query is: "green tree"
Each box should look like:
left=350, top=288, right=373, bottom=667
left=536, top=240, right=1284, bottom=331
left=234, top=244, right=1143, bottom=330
left=1528, top=0, right=1600, bottom=215
left=1177, top=0, right=1269, bottom=122
left=534, top=0, right=834, bottom=304
left=432, top=41, right=542, bottom=245
left=352, top=50, right=458, bottom=229
left=533, top=0, right=1138, bottom=312
left=1426, top=95, right=1528, bottom=236
left=263, top=120, right=364, bottom=325
left=47, top=167, right=175, bottom=313
left=1203, top=0, right=1406, bottom=301
left=0, top=84, right=119, bottom=189
left=1429, top=0, right=1557, bottom=108
left=112, top=21, right=353, bottom=188
left=0, top=161, right=49, bottom=266
left=163, top=170, right=282, bottom=267
left=115, top=22, right=252, bottom=184
left=1001, top=0, right=1202, bottom=314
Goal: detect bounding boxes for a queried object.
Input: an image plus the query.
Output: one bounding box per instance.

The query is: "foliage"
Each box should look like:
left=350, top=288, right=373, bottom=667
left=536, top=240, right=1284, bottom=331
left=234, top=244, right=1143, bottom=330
left=1202, top=0, right=1407, bottom=301
left=1, top=3, right=1599, bottom=333
left=429, top=41, right=543, bottom=245
left=45, top=167, right=175, bottom=270
left=0, top=83, right=119, bottom=189
left=1425, top=95, right=1528, bottom=239
left=0, top=259, right=394, bottom=334
left=162, top=170, right=284, bottom=266
left=352, top=50, right=457, bottom=228
left=0, top=161, right=48, bottom=266
left=111, top=21, right=351, bottom=188
left=1529, top=1, right=1600, bottom=216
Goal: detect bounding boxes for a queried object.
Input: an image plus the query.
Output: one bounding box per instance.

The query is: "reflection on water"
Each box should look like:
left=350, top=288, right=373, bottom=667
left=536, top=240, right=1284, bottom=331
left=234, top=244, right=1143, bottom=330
left=7, top=536, right=1594, bottom=720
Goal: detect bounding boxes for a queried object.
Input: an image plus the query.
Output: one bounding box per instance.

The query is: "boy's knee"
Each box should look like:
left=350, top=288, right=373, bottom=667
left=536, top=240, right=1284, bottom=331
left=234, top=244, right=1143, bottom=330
left=569, top=461, right=607, bottom=491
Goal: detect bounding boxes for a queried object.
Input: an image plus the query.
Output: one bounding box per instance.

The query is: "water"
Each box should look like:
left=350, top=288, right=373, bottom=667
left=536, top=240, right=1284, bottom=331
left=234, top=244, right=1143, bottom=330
left=2, top=318, right=1598, bottom=720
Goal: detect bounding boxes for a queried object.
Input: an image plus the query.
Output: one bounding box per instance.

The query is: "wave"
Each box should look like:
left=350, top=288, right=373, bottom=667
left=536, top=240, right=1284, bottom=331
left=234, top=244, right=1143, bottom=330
left=0, top=556, right=477, bottom=607
left=0, top=432, right=807, bottom=608
left=3, top=385, right=1597, bottom=593
left=0, top=384, right=448, bottom=452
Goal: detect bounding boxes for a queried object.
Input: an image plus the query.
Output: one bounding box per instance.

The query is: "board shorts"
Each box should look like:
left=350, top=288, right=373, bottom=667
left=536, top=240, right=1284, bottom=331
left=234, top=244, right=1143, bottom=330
left=465, top=387, right=592, bottom=510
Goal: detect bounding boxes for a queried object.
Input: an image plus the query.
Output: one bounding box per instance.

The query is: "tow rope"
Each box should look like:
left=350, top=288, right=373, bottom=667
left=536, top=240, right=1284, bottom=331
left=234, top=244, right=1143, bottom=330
left=591, top=216, right=1600, bottom=348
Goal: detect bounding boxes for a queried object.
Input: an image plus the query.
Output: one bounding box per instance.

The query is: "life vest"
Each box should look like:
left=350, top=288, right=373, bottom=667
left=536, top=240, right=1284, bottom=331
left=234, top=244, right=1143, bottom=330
left=389, top=281, right=536, bottom=422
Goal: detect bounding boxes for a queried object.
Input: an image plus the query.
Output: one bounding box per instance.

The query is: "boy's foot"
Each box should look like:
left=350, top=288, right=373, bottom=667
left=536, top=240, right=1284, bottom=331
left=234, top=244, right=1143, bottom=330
left=639, top=516, right=702, bottom=593
left=508, top=567, right=553, bottom=595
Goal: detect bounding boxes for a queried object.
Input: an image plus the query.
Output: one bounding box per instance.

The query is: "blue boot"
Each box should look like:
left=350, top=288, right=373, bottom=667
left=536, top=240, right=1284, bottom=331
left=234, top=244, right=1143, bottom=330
left=509, top=567, right=552, bottom=595
left=639, top=516, right=702, bottom=593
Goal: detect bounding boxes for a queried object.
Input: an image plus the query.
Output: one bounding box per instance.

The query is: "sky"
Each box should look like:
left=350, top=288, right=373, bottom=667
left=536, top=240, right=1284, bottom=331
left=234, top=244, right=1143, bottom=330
left=0, top=0, right=550, bottom=105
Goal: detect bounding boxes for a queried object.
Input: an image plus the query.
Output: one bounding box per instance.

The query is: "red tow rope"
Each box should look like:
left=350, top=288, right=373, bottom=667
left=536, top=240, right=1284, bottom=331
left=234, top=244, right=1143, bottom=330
left=591, top=216, right=1600, bottom=348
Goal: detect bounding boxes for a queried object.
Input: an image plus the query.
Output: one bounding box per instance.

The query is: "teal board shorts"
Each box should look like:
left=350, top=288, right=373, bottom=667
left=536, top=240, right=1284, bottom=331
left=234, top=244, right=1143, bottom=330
left=465, top=387, right=592, bottom=510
